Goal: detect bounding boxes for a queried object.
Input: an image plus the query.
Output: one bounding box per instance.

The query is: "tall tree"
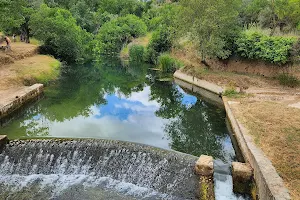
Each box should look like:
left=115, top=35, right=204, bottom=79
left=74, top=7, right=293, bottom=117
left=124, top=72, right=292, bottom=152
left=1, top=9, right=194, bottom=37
left=0, top=0, right=42, bottom=43
left=179, top=0, right=241, bottom=63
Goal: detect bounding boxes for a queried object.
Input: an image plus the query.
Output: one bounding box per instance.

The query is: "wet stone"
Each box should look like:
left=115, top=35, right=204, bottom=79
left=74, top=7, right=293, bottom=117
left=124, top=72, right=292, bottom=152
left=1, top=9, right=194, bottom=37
left=232, top=162, right=253, bottom=194
left=195, top=155, right=214, bottom=177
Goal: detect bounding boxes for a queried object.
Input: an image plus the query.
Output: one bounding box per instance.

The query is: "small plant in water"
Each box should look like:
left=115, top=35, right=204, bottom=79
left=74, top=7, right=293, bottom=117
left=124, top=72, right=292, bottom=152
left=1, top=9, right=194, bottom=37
left=158, top=53, right=183, bottom=73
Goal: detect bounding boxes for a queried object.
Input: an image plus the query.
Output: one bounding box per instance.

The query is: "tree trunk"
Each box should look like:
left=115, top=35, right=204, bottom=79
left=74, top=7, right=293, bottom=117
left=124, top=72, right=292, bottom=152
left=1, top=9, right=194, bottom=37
left=270, top=0, right=276, bottom=36
left=21, top=18, right=30, bottom=43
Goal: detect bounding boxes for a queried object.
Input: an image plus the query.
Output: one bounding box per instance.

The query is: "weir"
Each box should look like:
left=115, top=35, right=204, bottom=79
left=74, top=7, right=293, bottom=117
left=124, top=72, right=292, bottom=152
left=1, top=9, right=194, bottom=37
left=0, top=138, right=201, bottom=200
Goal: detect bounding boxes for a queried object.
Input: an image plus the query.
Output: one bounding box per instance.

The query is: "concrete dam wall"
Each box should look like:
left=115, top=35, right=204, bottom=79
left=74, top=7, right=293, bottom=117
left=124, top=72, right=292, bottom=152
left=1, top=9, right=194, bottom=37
left=0, top=139, right=200, bottom=200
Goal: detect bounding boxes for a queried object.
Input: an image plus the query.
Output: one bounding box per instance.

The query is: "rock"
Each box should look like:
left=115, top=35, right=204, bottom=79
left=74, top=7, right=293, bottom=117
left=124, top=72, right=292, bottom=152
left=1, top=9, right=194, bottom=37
left=195, top=155, right=214, bottom=177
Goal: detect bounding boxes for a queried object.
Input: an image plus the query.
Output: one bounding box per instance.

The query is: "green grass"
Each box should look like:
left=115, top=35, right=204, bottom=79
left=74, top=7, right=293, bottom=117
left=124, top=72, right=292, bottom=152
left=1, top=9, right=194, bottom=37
left=278, top=73, right=300, bottom=88
left=35, top=59, right=61, bottom=85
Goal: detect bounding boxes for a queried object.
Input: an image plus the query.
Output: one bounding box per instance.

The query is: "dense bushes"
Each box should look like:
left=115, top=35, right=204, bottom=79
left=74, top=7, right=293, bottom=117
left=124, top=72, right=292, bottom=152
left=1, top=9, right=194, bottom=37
left=30, top=4, right=91, bottom=62
left=158, top=53, right=183, bottom=73
left=145, top=27, right=174, bottom=64
left=235, top=30, right=297, bottom=65
left=94, top=15, right=147, bottom=55
left=129, top=45, right=145, bottom=62
left=291, top=39, right=300, bottom=64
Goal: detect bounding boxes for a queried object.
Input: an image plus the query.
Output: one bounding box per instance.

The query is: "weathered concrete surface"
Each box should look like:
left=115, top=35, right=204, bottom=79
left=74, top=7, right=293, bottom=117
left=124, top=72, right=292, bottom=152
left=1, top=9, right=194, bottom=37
left=0, top=84, right=43, bottom=119
left=232, top=162, right=253, bottom=194
left=224, top=98, right=291, bottom=200
left=174, top=70, right=223, bottom=95
left=195, top=155, right=214, bottom=177
left=174, top=78, right=224, bottom=108
left=195, top=155, right=215, bottom=200
left=199, top=176, right=215, bottom=200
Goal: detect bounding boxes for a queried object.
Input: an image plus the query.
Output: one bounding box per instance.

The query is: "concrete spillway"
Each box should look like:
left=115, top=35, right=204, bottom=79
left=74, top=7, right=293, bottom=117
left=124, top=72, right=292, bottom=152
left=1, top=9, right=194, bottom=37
left=0, top=139, right=199, bottom=200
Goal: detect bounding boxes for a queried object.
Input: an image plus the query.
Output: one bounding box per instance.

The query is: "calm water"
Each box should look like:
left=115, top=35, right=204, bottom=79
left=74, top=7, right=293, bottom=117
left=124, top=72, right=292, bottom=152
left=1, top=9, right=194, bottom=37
left=0, top=58, right=236, bottom=163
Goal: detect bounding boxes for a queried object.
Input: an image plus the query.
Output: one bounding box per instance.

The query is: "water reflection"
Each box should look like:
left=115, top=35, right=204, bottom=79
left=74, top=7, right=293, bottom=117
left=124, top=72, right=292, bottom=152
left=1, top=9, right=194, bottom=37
left=0, top=58, right=235, bottom=163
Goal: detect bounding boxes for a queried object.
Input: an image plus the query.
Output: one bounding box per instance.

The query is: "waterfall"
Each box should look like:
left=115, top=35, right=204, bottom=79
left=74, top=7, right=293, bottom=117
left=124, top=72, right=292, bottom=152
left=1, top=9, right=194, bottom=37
left=0, top=139, right=199, bottom=200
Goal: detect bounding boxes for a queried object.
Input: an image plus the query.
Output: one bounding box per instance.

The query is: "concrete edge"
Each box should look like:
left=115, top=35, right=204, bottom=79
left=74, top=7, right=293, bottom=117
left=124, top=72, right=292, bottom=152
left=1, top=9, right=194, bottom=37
left=0, top=84, right=44, bottom=119
left=173, top=70, right=291, bottom=200
left=174, top=71, right=223, bottom=95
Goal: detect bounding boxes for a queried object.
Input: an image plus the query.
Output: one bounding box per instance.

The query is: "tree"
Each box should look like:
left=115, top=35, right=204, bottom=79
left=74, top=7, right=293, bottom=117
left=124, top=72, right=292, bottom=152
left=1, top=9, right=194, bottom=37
left=179, top=0, right=241, bottom=63
left=255, top=0, right=300, bottom=34
left=94, top=14, right=147, bottom=55
left=0, top=0, right=42, bottom=43
left=30, top=4, right=91, bottom=62
left=240, top=0, right=269, bottom=25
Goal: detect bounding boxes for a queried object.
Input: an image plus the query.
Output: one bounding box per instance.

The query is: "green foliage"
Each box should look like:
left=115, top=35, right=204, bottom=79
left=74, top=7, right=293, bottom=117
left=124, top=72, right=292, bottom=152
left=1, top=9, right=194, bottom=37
left=278, top=74, right=300, bottom=87
left=94, top=15, right=147, bottom=55
left=129, top=45, right=145, bottom=62
left=142, top=3, right=179, bottom=31
left=97, top=0, right=146, bottom=17
left=30, top=4, right=91, bottom=62
left=241, top=0, right=300, bottom=33
left=291, top=39, right=300, bottom=64
left=235, top=30, right=297, bottom=65
left=158, top=53, right=183, bottom=73
left=179, top=0, right=241, bottom=61
left=145, top=27, right=174, bottom=64
left=69, top=0, right=95, bottom=32
left=240, top=0, right=268, bottom=25
left=223, top=89, right=240, bottom=98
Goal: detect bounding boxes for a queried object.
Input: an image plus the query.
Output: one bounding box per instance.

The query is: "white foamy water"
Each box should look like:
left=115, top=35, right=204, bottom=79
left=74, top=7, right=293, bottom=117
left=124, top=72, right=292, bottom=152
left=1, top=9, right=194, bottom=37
left=0, top=174, right=173, bottom=199
left=0, top=140, right=199, bottom=200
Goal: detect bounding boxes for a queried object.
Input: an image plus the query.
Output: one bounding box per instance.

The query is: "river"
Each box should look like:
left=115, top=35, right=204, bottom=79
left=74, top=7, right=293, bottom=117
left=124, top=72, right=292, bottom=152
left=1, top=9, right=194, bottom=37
left=0, top=58, right=250, bottom=199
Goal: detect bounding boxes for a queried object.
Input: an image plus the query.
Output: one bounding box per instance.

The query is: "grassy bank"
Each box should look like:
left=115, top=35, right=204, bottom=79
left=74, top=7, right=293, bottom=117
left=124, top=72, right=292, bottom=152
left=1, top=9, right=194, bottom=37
left=0, top=55, right=61, bottom=90
left=231, top=100, right=300, bottom=199
left=15, top=55, right=61, bottom=85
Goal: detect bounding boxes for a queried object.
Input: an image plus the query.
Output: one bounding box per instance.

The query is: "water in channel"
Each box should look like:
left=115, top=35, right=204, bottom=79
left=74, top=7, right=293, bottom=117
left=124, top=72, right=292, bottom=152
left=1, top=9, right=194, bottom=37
left=0, top=58, right=250, bottom=199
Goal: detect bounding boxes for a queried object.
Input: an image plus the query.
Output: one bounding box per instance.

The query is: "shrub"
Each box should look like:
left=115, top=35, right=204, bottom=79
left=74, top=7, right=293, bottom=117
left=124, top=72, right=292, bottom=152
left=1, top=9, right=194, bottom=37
left=94, top=15, right=147, bottom=55
left=145, top=27, right=174, bottom=64
left=235, top=30, right=297, bottom=65
left=278, top=74, right=300, bottom=88
left=30, top=4, right=91, bottom=62
left=129, top=45, right=145, bottom=62
left=291, top=39, right=300, bottom=64
left=158, top=53, right=183, bottom=73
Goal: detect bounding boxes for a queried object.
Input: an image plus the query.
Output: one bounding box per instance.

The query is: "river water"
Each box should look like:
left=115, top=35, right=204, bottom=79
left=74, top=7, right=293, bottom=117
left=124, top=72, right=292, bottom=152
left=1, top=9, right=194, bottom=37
left=0, top=58, right=250, bottom=199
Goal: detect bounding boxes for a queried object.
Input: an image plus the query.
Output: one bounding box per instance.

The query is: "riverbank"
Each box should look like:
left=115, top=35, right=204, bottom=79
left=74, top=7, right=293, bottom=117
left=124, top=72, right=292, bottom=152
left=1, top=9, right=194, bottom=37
left=0, top=42, right=61, bottom=119
left=174, top=69, right=300, bottom=199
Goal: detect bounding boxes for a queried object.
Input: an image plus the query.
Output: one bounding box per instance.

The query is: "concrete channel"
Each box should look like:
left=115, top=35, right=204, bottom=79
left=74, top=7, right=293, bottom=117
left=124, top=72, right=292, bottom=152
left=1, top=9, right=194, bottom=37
left=174, top=70, right=291, bottom=200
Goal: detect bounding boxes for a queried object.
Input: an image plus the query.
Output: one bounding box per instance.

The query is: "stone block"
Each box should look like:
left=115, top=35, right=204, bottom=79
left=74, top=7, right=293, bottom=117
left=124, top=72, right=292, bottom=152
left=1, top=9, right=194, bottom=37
left=195, top=155, right=214, bottom=177
left=232, top=162, right=253, bottom=194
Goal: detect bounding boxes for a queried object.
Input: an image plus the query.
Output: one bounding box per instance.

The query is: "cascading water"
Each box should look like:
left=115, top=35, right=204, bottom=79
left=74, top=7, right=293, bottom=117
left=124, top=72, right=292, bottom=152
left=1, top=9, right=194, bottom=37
left=0, top=139, right=199, bottom=200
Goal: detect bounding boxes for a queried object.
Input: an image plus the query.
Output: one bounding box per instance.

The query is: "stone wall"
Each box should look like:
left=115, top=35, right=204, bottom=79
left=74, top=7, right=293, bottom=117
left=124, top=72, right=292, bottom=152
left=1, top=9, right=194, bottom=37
left=0, top=84, right=44, bottom=119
